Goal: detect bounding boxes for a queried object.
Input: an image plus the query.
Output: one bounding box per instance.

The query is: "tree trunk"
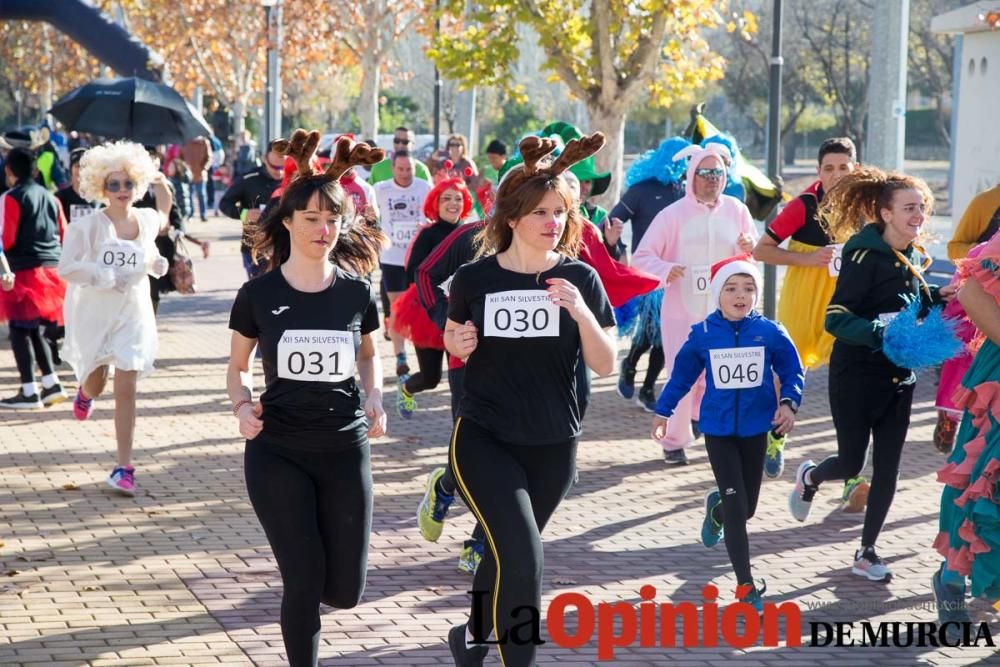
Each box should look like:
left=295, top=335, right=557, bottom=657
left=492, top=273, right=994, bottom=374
left=586, top=102, right=627, bottom=207
left=358, top=51, right=380, bottom=141
left=232, top=99, right=247, bottom=151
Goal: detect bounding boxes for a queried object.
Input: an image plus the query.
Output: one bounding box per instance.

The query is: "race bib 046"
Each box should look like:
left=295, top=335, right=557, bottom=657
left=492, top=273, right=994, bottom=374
left=483, top=290, right=560, bottom=338
left=99, top=241, right=145, bottom=274
left=709, top=346, right=765, bottom=390
left=692, top=265, right=711, bottom=295
left=277, top=329, right=356, bottom=383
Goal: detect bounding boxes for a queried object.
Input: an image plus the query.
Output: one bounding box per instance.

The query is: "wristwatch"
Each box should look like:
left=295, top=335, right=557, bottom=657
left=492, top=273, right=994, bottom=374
left=779, top=398, right=799, bottom=414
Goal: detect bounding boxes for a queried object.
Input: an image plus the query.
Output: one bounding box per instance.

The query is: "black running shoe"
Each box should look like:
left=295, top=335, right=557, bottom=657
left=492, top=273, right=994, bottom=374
left=0, top=389, right=43, bottom=410
left=448, top=624, right=488, bottom=666
left=40, top=383, right=68, bottom=407
left=664, top=449, right=689, bottom=466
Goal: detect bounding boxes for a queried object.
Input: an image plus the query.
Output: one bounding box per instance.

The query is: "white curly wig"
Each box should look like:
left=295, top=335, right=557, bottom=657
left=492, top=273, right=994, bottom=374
left=78, top=141, right=158, bottom=204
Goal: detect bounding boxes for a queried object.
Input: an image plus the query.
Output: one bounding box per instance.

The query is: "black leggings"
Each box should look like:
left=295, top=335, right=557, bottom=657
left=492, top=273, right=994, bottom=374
left=10, top=322, right=55, bottom=384
left=451, top=418, right=577, bottom=667
left=812, top=370, right=914, bottom=547
left=404, top=347, right=445, bottom=394
left=625, top=340, right=664, bottom=391
left=704, top=434, right=767, bottom=585
left=244, top=439, right=373, bottom=667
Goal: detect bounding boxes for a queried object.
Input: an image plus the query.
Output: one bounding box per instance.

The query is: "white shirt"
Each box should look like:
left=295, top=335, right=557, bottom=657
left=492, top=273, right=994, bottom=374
left=374, top=178, right=432, bottom=266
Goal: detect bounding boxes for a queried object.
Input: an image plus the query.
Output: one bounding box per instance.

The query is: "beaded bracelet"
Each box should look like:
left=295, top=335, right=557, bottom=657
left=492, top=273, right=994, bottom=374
left=232, top=399, right=252, bottom=417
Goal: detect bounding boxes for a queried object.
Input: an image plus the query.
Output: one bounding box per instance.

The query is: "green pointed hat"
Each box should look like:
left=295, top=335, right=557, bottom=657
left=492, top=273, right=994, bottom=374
left=498, top=121, right=612, bottom=196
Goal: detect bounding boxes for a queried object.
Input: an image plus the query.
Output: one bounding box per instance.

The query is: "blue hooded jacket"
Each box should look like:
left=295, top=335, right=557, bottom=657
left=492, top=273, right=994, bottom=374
left=655, top=310, right=805, bottom=437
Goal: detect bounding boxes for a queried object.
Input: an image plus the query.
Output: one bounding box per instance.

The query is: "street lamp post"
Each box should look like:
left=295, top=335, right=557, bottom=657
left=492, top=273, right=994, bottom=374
left=261, top=0, right=283, bottom=144
left=763, top=0, right=784, bottom=319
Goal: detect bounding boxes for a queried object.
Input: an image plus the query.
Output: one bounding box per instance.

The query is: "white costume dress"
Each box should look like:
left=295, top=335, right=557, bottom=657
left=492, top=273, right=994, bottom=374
left=58, top=207, right=167, bottom=381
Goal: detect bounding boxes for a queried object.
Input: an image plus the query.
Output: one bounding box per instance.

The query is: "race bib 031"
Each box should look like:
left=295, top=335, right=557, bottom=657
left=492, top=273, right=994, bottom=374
left=483, top=290, right=560, bottom=338
left=709, top=346, right=765, bottom=390
left=277, top=329, right=356, bottom=383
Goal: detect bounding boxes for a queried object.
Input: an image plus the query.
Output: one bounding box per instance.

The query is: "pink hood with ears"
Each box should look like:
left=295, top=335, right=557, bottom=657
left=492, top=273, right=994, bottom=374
left=672, top=143, right=731, bottom=201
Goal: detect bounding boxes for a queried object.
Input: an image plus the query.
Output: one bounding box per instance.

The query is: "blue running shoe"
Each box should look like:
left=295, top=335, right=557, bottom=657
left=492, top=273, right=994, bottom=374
left=764, top=430, right=786, bottom=479
left=739, top=579, right=767, bottom=614
left=617, top=359, right=636, bottom=400
left=701, top=489, right=724, bottom=548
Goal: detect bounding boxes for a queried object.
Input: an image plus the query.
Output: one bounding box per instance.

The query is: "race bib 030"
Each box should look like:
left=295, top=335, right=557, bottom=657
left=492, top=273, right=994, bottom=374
left=277, top=329, right=355, bottom=383
left=483, top=290, right=560, bottom=338
left=99, top=241, right=145, bottom=274
left=709, top=346, right=765, bottom=390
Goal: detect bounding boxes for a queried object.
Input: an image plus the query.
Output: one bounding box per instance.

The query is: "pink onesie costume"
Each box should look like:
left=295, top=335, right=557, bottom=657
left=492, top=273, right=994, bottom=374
left=632, top=143, right=759, bottom=451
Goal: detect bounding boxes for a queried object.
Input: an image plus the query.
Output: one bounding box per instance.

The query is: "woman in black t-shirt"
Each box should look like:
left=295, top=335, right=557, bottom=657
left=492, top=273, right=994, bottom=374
left=443, top=134, right=617, bottom=667
left=225, top=131, right=387, bottom=667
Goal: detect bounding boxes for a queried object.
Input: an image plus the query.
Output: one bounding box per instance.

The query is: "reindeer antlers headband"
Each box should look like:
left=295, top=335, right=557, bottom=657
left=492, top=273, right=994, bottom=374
left=272, top=129, right=386, bottom=183
left=497, top=132, right=607, bottom=200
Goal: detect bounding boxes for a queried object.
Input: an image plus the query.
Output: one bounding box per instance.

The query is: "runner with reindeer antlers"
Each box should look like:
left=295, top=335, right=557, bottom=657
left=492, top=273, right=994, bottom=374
left=443, top=133, right=617, bottom=667
left=225, top=130, right=388, bottom=667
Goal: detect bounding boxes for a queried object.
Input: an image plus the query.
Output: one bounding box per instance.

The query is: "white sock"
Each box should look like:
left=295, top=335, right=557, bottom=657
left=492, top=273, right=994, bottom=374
left=804, top=468, right=814, bottom=486
left=22, top=382, right=38, bottom=397
left=41, top=374, right=59, bottom=389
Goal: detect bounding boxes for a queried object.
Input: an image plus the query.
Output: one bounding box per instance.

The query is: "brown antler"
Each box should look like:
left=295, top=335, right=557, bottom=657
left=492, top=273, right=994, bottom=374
left=325, top=137, right=386, bottom=181
left=545, top=132, right=606, bottom=177
left=272, top=129, right=320, bottom=178
left=519, top=136, right=559, bottom=177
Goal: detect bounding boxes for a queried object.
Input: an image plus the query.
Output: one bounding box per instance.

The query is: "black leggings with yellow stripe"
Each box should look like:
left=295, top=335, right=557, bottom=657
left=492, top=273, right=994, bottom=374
left=450, top=417, right=577, bottom=667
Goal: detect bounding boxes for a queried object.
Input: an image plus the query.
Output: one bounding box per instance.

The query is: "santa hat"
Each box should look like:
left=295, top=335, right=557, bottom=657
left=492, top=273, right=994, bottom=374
left=709, top=254, right=763, bottom=311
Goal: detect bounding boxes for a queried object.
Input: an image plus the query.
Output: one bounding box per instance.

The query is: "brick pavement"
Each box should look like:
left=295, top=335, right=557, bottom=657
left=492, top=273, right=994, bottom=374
left=0, top=217, right=997, bottom=666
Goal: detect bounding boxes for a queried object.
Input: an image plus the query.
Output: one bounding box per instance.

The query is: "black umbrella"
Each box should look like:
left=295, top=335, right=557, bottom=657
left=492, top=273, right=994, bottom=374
left=49, top=76, right=212, bottom=145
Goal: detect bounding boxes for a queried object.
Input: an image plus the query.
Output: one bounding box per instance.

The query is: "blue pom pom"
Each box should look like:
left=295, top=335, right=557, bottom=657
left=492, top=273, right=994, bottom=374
left=881, top=296, right=962, bottom=370
left=615, top=289, right=663, bottom=346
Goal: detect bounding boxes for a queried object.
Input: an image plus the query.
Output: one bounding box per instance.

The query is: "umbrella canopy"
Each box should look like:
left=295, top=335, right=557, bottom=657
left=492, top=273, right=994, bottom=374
left=49, top=77, right=212, bottom=145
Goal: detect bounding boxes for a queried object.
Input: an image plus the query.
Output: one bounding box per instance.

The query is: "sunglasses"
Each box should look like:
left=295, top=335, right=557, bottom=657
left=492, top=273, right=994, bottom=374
left=265, top=161, right=284, bottom=171
left=105, top=179, right=136, bottom=193
left=393, top=138, right=412, bottom=145
left=447, top=143, right=462, bottom=148
left=694, top=168, right=725, bottom=179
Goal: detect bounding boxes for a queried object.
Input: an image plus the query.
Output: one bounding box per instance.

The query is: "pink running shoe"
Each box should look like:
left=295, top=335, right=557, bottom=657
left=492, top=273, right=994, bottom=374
left=107, top=466, right=136, bottom=496
left=73, top=389, right=94, bottom=421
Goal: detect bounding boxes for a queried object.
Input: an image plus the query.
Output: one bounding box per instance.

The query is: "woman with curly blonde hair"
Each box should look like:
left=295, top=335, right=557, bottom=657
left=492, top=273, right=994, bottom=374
left=788, top=166, right=956, bottom=582
left=58, top=141, right=172, bottom=496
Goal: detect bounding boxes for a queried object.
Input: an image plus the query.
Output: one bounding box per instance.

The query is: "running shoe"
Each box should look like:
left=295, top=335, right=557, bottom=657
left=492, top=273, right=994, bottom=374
left=852, top=545, right=891, bottom=581
left=382, top=317, right=391, bottom=342
left=663, top=449, right=688, bottom=466
left=40, top=383, right=68, bottom=407
left=788, top=460, right=817, bottom=522
left=636, top=386, right=656, bottom=412
left=0, top=389, right=43, bottom=409
left=933, top=411, right=958, bottom=454
left=395, top=353, right=410, bottom=378
left=932, top=564, right=970, bottom=643
left=617, top=359, right=636, bottom=400
left=396, top=383, right=417, bottom=419
left=448, top=623, right=488, bottom=666
left=764, top=430, right=786, bottom=479
left=73, top=388, right=94, bottom=421
left=841, top=476, right=870, bottom=513
left=691, top=419, right=702, bottom=440
left=457, top=539, right=484, bottom=575
left=739, top=579, right=767, bottom=614
left=417, top=467, right=453, bottom=542
left=701, top=489, right=724, bottom=548
left=107, top=466, right=136, bottom=497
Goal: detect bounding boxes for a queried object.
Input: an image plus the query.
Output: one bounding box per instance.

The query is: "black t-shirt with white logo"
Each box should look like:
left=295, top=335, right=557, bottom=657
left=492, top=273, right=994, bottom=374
left=228, top=267, right=380, bottom=450
left=448, top=255, right=615, bottom=445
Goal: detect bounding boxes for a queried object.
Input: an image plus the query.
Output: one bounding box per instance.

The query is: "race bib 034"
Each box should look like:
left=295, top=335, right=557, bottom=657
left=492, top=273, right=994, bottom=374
left=709, top=346, right=765, bottom=390
left=483, top=290, right=560, bottom=338
left=277, top=329, right=356, bottom=383
left=99, top=241, right=145, bottom=274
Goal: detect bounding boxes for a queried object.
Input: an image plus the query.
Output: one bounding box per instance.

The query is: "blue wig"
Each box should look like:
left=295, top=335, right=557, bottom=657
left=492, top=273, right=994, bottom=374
left=702, top=133, right=746, bottom=201
left=881, top=296, right=962, bottom=370
left=615, top=289, right=663, bottom=347
left=625, top=137, right=691, bottom=188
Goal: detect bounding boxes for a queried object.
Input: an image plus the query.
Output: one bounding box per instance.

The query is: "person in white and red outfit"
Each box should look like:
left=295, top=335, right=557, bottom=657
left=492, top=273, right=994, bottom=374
left=633, top=142, right=758, bottom=466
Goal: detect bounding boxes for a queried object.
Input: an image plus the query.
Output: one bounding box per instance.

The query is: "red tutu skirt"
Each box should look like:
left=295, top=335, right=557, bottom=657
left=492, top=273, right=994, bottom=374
left=0, top=266, right=66, bottom=324
left=391, top=284, right=445, bottom=350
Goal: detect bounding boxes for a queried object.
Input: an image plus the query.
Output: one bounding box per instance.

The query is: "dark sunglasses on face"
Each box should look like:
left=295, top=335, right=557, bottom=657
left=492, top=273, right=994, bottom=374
left=393, top=138, right=411, bottom=145
left=265, top=161, right=284, bottom=171
left=694, top=168, right=725, bottom=179
left=105, top=179, right=136, bottom=193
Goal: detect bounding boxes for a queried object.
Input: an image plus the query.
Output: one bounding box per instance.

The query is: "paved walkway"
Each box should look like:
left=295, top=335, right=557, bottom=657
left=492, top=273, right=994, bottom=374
left=0, top=217, right=997, bottom=666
